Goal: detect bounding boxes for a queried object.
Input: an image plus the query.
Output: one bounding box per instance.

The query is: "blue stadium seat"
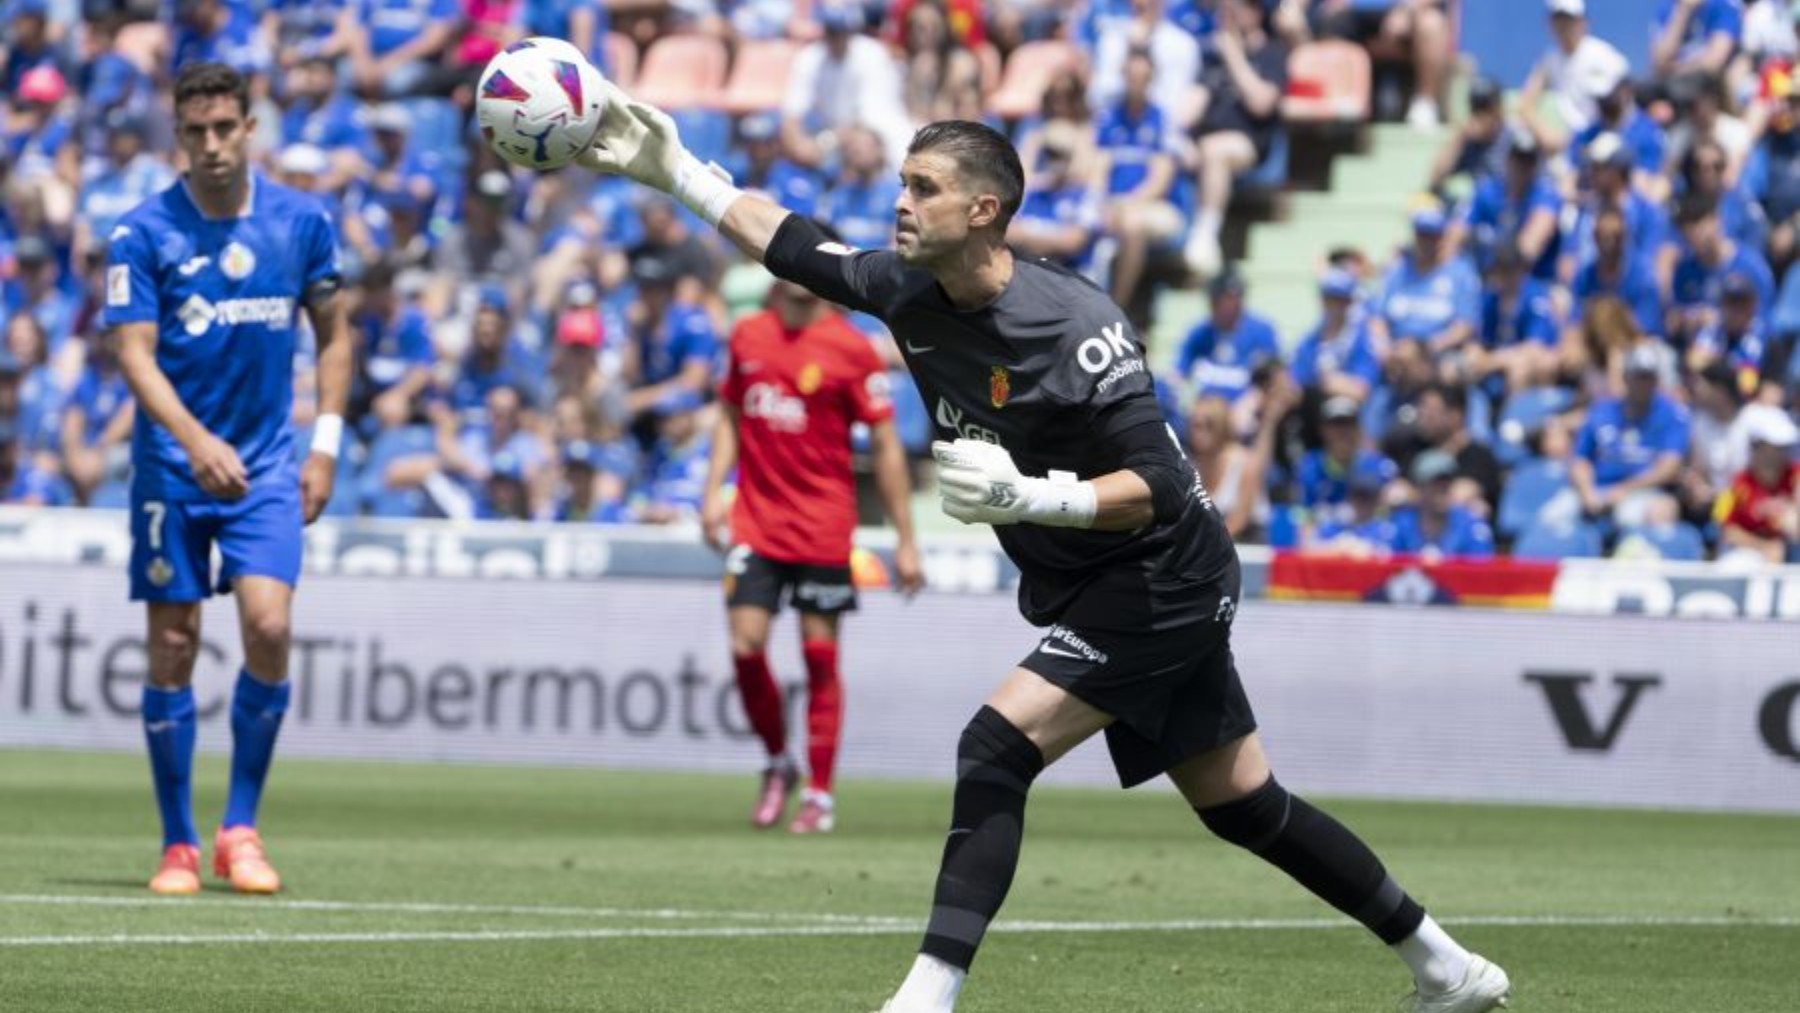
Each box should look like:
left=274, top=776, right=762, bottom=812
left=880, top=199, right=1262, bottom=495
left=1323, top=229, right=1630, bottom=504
left=1496, top=456, right=1571, bottom=538
left=1617, top=523, right=1706, bottom=562
left=89, top=478, right=131, bottom=509
left=1512, top=518, right=1603, bottom=560
left=888, top=369, right=932, bottom=455
left=1235, top=128, right=1289, bottom=194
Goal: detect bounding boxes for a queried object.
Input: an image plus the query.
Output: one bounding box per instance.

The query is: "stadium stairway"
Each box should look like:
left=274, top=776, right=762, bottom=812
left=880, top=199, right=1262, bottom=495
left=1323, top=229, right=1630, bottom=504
left=1148, top=122, right=1447, bottom=371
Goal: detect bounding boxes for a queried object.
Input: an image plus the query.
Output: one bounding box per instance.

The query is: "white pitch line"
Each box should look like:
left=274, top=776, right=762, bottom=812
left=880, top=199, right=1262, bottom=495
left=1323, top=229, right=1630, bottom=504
left=0, top=915, right=1796, bottom=948
left=0, top=893, right=911, bottom=926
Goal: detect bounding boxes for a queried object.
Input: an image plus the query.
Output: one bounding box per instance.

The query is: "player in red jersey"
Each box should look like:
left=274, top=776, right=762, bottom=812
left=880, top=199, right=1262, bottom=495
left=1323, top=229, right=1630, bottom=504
left=704, top=276, right=925, bottom=833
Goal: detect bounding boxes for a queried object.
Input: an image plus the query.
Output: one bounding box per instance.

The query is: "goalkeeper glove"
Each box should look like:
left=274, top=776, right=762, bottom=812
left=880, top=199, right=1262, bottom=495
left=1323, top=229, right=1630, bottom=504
left=577, top=81, right=741, bottom=226
left=931, top=439, right=1096, bottom=528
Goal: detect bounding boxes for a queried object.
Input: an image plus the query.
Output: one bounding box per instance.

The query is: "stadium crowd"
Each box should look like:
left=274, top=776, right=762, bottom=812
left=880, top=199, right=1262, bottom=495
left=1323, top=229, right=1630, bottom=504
left=0, top=0, right=1797, bottom=564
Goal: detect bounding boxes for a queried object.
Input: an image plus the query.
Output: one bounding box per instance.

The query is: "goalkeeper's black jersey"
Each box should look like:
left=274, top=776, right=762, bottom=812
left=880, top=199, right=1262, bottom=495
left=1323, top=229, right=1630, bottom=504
left=764, top=215, right=1237, bottom=628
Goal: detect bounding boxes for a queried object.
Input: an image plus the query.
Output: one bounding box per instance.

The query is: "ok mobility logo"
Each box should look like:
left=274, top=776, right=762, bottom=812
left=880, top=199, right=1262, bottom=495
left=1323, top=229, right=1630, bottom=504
left=1525, top=669, right=1800, bottom=760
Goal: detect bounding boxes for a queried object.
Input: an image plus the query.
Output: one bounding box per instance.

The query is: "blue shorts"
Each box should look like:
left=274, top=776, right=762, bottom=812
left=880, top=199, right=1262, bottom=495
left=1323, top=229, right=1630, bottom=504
left=129, top=483, right=304, bottom=602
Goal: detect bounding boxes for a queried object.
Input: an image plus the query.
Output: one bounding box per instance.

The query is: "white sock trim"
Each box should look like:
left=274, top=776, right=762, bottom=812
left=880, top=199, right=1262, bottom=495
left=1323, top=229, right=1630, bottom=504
left=892, top=953, right=965, bottom=1011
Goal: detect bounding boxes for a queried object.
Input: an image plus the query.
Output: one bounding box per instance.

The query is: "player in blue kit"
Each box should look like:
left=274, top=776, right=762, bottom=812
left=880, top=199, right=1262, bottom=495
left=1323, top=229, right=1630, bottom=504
left=109, top=63, right=350, bottom=895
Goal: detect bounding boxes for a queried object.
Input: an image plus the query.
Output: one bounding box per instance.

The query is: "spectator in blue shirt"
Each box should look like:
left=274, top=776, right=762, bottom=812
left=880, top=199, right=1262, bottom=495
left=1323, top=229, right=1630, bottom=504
left=448, top=286, right=544, bottom=416
left=2, top=235, right=79, bottom=357
left=637, top=389, right=711, bottom=524
left=1010, top=120, right=1101, bottom=274
left=1387, top=450, right=1495, bottom=560
left=0, top=0, right=55, bottom=97
left=727, top=113, right=823, bottom=221
left=1451, top=129, right=1561, bottom=280
left=3, top=65, right=74, bottom=189
left=624, top=252, right=718, bottom=426
left=819, top=125, right=900, bottom=252
left=58, top=327, right=133, bottom=504
left=352, top=261, right=437, bottom=433
left=555, top=436, right=634, bottom=523
left=1372, top=206, right=1481, bottom=363
left=350, top=0, right=459, bottom=98
left=267, top=0, right=357, bottom=67
left=524, top=0, right=608, bottom=70
left=73, top=111, right=174, bottom=268
left=444, top=384, right=549, bottom=509
left=1669, top=192, right=1777, bottom=350
left=1307, top=458, right=1400, bottom=559
left=1291, top=268, right=1381, bottom=403
left=1680, top=138, right=1767, bottom=254
left=173, top=0, right=272, bottom=77
left=1093, top=48, right=1184, bottom=306
left=1652, top=0, right=1741, bottom=78
left=1570, top=71, right=1668, bottom=200
left=476, top=450, right=535, bottom=520
left=1427, top=75, right=1508, bottom=201
left=1570, top=205, right=1665, bottom=339
left=1571, top=344, right=1691, bottom=528
left=279, top=57, right=370, bottom=188
left=1754, top=85, right=1800, bottom=267
left=1689, top=272, right=1773, bottom=393
left=1561, top=134, right=1674, bottom=287
left=1298, top=395, right=1400, bottom=526
left=1480, top=245, right=1562, bottom=395
left=1177, top=269, right=1282, bottom=408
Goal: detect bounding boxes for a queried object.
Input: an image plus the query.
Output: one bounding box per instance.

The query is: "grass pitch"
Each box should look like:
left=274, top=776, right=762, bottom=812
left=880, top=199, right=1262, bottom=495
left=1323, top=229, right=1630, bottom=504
left=0, top=750, right=1795, bottom=1012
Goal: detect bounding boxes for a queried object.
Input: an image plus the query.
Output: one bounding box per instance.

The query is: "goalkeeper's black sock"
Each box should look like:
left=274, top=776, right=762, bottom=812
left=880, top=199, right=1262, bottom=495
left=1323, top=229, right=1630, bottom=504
left=1196, top=776, right=1426, bottom=944
left=917, top=705, right=1045, bottom=971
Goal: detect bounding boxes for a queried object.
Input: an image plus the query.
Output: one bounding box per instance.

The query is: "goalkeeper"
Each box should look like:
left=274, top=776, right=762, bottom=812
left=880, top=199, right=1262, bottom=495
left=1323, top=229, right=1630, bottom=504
left=576, top=89, right=1512, bottom=1013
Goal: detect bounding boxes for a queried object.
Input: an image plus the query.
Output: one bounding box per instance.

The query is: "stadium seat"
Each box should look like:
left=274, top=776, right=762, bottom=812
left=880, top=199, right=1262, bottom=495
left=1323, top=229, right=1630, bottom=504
left=1512, top=518, right=1604, bottom=560
left=1496, top=457, right=1572, bottom=539
left=1281, top=40, right=1372, bottom=123
left=1616, top=523, right=1707, bottom=562
left=603, top=31, right=639, bottom=89
left=632, top=34, right=730, bottom=111
left=987, top=40, right=1085, bottom=121
left=1235, top=127, right=1290, bottom=194
left=716, top=38, right=802, bottom=114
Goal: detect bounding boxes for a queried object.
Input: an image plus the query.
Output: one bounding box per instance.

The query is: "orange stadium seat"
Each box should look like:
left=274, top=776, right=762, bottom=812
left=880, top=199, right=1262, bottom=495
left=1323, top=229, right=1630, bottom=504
left=604, top=31, right=639, bottom=90
left=1281, top=40, right=1371, bottom=123
left=716, top=38, right=802, bottom=114
left=986, top=40, right=1084, bottom=121
left=631, top=33, right=730, bottom=110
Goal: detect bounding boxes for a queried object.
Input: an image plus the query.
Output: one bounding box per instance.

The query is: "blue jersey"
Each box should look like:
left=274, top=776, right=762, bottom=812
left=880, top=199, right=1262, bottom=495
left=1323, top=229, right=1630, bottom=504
left=1564, top=191, right=1670, bottom=275
left=729, top=157, right=823, bottom=220
left=643, top=435, right=710, bottom=517
left=1015, top=183, right=1099, bottom=272
left=1291, top=318, right=1381, bottom=390
left=173, top=3, right=271, bottom=76
left=79, top=155, right=176, bottom=243
left=1671, top=243, right=1775, bottom=323
left=821, top=177, right=901, bottom=253
left=1298, top=449, right=1398, bottom=511
left=1388, top=505, right=1495, bottom=559
left=1460, top=173, right=1562, bottom=279
left=267, top=0, right=351, bottom=59
left=1691, top=321, right=1769, bottom=375
left=1378, top=255, right=1480, bottom=343
left=1177, top=312, right=1281, bottom=401
left=106, top=174, right=340, bottom=499
left=639, top=303, right=718, bottom=386
left=1482, top=278, right=1560, bottom=349
left=1572, top=253, right=1664, bottom=336
left=67, top=366, right=133, bottom=446
left=1576, top=393, right=1690, bottom=488
left=282, top=93, right=368, bottom=155
left=1572, top=109, right=1665, bottom=177
left=360, top=0, right=458, bottom=59
left=1654, top=0, right=1742, bottom=67
left=1095, top=101, right=1174, bottom=197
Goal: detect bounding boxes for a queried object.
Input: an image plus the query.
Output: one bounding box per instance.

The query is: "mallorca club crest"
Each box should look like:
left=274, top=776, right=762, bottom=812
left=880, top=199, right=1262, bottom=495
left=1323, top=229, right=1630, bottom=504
left=220, top=241, right=256, bottom=281
left=989, top=366, right=1009, bottom=409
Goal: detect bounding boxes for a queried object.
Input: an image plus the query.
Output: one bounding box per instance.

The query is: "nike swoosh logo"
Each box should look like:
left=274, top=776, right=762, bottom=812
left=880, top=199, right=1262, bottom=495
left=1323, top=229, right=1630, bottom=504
left=905, top=340, right=937, bottom=354
left=1037, top=644, right=1087, bottom=660
left=144, top=720, right=177, bottom=734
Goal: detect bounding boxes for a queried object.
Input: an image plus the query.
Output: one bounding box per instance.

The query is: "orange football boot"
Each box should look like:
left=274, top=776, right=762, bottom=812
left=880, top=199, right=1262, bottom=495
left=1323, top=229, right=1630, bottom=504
left=149, top=843, right=201, bottom=895
left=214, top=827, right=281, bottom=894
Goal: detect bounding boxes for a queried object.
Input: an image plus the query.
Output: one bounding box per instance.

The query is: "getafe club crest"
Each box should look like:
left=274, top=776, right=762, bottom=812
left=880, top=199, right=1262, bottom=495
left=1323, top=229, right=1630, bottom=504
left=989, top=366, right=1009, bottom=409
left=220, top=241, right=256, bottom=281
left=147, top=557, right=174, bottom=587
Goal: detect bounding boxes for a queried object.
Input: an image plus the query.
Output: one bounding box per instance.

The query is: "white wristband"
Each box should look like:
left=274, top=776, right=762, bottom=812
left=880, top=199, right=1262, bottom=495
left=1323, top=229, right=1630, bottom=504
left=672, top=153, right=743, bottom=228
left=310, top=413, right=344, bottom=460
left=1021, top=471, right=1097, bottom=529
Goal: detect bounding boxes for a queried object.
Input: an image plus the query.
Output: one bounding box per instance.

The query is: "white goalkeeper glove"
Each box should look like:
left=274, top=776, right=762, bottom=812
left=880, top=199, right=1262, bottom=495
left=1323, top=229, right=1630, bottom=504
left=931, top=439, right=1096, bottom=528
left=577, top=81, right=741, bottom=227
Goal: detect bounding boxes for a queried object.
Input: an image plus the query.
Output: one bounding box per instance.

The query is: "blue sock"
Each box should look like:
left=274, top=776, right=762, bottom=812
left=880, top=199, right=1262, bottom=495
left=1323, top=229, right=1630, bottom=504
left=141, top=686, right=199, bottom=849
left=222, top=670, right=290, bottom=830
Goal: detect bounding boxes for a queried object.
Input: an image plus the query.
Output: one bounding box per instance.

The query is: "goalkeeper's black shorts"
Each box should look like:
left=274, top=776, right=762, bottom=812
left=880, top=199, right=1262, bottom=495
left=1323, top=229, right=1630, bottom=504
left=1017, top=554, right=1256, bottom=789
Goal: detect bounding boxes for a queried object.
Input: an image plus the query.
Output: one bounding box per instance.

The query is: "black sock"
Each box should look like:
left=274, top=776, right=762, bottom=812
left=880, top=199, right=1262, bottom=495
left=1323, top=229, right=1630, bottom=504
left=1197, top=777, right=1425, bottom=944
left=919, top=705, right=1045, bottom=970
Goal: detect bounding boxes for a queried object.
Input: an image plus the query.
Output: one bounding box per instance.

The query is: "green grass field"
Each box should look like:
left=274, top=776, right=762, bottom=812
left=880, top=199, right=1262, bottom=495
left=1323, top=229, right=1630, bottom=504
left=0, top=750, right=1795, bottom=1012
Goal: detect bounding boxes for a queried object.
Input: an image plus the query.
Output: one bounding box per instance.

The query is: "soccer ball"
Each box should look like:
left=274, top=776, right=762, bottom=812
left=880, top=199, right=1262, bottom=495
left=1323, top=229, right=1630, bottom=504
left=476, top=37, right=608, bottom=171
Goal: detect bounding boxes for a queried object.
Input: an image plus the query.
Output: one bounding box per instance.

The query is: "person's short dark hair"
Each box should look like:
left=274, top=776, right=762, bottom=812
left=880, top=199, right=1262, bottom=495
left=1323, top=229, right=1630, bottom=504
left=1676, top=192, right=1721, bottom=227
left=359, top=259, right=398, bottom=292
left=1422, top=381, right=1467, bottom=418
left=1467, top=76, right=1501, bottom=112
left=1209, top=268, right=1247, bottom=299
left=907, top=120, right=1025, bottom=230
left=1325, top=245, right=1365, bottom=269
left=173, top=61, right=249, bottom=117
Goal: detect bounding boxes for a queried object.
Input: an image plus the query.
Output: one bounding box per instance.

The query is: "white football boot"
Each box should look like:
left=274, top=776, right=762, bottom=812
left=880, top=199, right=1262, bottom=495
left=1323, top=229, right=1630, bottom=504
left=1404, top=954, right=1511, bottom=1012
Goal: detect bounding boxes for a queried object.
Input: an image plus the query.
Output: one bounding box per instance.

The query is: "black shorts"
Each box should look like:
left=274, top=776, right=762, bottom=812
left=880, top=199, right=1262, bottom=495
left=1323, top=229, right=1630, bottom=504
left=1019, top=559, right=1256, bottom=789
left=724, top=546, right=858, bottom=615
